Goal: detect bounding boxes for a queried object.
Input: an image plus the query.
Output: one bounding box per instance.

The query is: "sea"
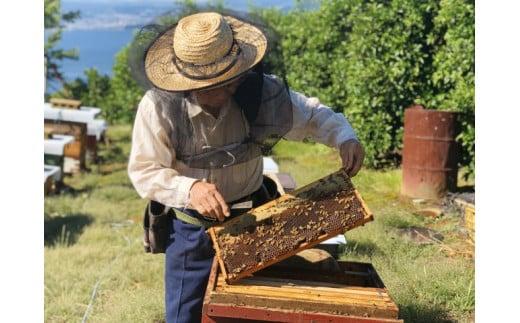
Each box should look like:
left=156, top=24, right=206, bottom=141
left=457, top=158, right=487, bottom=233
left=48, top=0, right=317, bottom=92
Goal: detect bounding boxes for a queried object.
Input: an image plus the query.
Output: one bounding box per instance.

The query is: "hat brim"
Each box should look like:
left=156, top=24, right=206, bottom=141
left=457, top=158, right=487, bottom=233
left=144, top=15, right=267, bottom=92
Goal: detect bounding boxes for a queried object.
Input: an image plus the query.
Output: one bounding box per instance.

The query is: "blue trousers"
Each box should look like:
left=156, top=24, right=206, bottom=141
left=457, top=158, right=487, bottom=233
left=165, top=210, right=215, bottom=323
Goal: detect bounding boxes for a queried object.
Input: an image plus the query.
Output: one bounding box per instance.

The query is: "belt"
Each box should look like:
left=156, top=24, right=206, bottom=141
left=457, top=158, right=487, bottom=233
left=171, top=183, right=272, bottom=229
left=170, top=208, right=217, bottom=229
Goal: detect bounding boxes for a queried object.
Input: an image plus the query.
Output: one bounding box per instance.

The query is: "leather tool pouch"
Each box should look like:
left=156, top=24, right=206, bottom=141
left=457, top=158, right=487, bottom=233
left=143, top=200, right=171, bottom=254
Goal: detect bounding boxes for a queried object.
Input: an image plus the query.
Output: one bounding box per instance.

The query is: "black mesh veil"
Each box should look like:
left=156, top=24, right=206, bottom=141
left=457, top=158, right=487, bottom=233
left=128, top=7, right=293, bottom=170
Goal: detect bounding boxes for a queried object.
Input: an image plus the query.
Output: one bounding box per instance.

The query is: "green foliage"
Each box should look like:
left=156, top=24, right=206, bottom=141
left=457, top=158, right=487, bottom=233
left=52, top=68, right=111, bottom=108
left=262, top=0, right=440, bottom=168
left=261, top=0, right=474, bottom=174
left=44, top=0, right=80, bottom=90
left=258, top=1, right=354, bottom=102
left=103, top=46, right=144, bottom=124
left=422, top=0, right=475, bottom=176
left=55, top=47, right=144, bottom=124
left=341, top=0, right=440, bottom=168
left=44, top=0, right=60, bottom=28
left=50, top=0, right=474, bottom=174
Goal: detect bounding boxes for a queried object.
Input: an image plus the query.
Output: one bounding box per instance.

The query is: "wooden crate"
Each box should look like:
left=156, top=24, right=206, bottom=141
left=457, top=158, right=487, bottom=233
left=86, top=134, right=98, bottom=161
left=202, top=257, right=402, bottom=323
left=465, top=204, right=475, bottom=242
left=44, top=154, right=64, bottom=181
left=50, top=98, right=82, bottom=109
left=208, top=169, right=373, bottom=284
left=44, top=175, right=55, bottom=196
left=44, top=119, right=87, bottom=172
left=454, top=198, right=475, bottom=242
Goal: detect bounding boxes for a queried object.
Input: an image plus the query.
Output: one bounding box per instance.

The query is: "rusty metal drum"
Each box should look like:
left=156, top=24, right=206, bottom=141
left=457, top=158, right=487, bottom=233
left=401, top=105, right=459, bottom=199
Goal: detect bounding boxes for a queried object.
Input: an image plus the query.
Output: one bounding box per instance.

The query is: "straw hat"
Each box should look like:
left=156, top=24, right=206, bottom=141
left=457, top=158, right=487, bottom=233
left=144, top=12, right=267, bottom=92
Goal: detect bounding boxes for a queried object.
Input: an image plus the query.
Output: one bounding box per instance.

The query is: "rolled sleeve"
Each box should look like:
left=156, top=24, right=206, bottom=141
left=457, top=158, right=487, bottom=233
left=284, top=90, right=358, bottom=148
left=127, top=92, right=198, bottom=207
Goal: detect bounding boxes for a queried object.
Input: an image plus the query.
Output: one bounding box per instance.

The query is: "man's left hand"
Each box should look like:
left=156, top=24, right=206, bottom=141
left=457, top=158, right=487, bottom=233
left=339, top=139, right=365, bottom=177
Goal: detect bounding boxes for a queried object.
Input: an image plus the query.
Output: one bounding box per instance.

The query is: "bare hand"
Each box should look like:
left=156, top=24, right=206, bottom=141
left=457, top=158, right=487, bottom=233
left=188, top=181, right=230, bottom=221
left=339, top=139, right=365, bottom=177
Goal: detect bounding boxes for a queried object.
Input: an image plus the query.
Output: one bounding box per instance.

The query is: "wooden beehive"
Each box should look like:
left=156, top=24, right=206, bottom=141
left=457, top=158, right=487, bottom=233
left=455, top=198, right=475, bottom=242
left=465, top=204, right=475, bottom=242
left=44, top=119, right=87, bottom=171
left=202, top=257, right=402, bottom=323
left=85, top=134, right=98, bottom=161
left=208, top=169, right=373, bottom=283
left=44, top=175, right=55, bottom=196
left=50, top=98, right=82, bottom=110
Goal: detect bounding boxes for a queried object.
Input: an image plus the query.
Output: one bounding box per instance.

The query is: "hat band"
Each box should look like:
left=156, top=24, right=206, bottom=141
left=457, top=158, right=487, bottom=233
left=172, top=40, right=242, bottom=81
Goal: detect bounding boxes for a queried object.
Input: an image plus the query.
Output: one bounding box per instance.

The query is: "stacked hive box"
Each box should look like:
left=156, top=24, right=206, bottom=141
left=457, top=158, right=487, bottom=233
left=44, top=120, right=87, bottom=172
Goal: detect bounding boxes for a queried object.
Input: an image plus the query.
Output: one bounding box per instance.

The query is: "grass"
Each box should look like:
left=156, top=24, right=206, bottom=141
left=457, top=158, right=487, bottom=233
left=45, top=125, right=474, bottom=322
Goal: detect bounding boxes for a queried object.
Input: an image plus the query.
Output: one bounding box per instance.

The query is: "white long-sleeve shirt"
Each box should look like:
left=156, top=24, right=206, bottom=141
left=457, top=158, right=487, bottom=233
left=128, top=86, right=357, bottom=208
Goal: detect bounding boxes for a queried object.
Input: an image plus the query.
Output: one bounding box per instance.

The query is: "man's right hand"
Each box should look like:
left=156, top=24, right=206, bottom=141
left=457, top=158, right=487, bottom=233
left=188, top=181, right=230, bottom=221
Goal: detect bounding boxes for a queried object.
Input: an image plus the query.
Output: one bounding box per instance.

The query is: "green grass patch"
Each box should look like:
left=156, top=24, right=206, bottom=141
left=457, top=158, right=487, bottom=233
left=45, top=125, right=474, bottom=322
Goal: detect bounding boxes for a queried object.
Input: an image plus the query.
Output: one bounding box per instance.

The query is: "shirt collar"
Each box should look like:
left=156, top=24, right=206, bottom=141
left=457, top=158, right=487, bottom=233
left=186, top=95, right=233, bottom=120
left=186, top=95, right=204, bottom=118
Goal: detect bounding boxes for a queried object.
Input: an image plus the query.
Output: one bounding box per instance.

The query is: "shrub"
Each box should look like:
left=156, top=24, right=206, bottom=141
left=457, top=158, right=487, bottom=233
left=341, top=0, right=441, bottom=168
left=423, top=0, right=475, bottom=176
left=55, top=46, right=145, bottom=124
left=262, top=0, right=441, bottom=168
left=51, top=47, right=144, bottom=125
left=261, top=0, right=474, bottom=174
left=259, top=1, right=355, bottom=105
left=103, top=46, right=144, bottom=124
left=51, top=68, right=111, bottom=108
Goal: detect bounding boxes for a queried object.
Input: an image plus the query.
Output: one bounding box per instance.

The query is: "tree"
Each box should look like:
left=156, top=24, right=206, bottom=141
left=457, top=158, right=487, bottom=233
left=103, top=46, right=143, bottom=123
left=425, top=0, right=475, bottom=177
left=260, top=0, right=474, bottom=175
left=261, top=0, right=441, bottom=168
left=44, top=0, right=80, bottom=93
left=51, top=68, right=111, bottom=108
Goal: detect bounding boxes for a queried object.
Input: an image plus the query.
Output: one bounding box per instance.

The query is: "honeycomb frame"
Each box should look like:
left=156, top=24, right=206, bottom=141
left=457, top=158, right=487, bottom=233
left=208, top=169, right=374, bottom=284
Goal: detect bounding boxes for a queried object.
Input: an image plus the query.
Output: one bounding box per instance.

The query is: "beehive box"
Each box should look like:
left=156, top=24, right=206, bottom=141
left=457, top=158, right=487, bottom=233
left=50, top=98, right=82, bottom=109
left=454, top=198, right=475, bottom=242
left=464, top=204, right=475, bottom=242
left=44, top=119, right=87, bottom=172
left=208, top=169, right=373, bottom=283
left=44, top=174, right=55, bottom=196
left=202, top=257, right=402, bottom=323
